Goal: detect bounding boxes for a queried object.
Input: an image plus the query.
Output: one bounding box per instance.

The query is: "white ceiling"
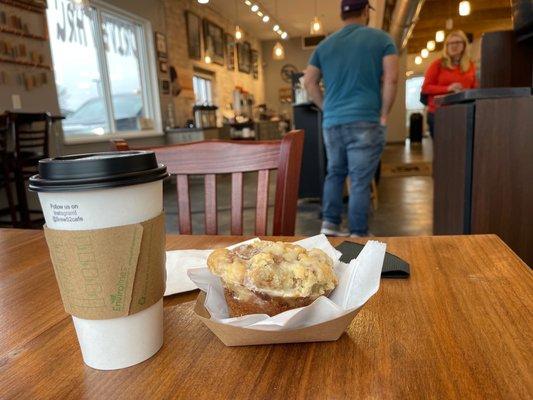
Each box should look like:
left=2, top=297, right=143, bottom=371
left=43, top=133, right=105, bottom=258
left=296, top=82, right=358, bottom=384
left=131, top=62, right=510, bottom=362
left=205, top=0, right=384, bottom=41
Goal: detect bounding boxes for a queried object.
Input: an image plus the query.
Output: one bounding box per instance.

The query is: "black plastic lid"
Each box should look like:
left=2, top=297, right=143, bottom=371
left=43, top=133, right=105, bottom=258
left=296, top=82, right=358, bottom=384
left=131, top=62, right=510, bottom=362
left=29, top=151, right=169, bottom=192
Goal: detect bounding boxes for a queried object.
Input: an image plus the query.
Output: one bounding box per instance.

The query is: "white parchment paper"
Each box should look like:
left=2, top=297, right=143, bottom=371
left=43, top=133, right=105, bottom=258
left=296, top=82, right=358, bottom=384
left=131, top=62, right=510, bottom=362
left=165, top=235, right=386, bottom=331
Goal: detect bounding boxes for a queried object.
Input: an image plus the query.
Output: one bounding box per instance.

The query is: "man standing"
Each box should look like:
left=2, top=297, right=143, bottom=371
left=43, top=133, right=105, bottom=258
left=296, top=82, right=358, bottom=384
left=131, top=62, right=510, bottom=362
left=304, top=0, right=399, bottom=237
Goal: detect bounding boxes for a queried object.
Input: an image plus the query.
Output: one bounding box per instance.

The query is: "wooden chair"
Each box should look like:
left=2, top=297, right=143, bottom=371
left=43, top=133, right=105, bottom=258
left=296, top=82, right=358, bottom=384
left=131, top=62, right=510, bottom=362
left=0, top=113, right=17, bottom=226
left=7, top=112, right=51, bottom=228
left=111, top=131, right=304, bottom=236
left=344, top=177, right=379, bottom=211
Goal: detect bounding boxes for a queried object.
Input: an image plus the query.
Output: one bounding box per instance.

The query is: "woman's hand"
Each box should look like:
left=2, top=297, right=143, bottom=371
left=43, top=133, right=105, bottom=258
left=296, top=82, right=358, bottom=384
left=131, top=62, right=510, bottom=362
left=447, top=83, right=463, bottom=93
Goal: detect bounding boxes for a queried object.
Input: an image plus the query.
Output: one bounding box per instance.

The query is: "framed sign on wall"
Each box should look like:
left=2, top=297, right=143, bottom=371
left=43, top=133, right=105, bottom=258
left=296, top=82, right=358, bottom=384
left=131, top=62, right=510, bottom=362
left=237, top=41, right=251, bottom=74
left=185, top=11, right=202, bottom=61
left=225, top=34, right=235, bottom=71
left=154, top=32, right=167, bottom=59
left=203, top=19, right=224, bottom=65
left=251, top=49, right=259, bottom=80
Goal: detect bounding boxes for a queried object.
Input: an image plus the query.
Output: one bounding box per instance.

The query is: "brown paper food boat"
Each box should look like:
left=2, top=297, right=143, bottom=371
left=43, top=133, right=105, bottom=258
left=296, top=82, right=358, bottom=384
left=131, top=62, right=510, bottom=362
left=193, top=292, right=362, bottom=347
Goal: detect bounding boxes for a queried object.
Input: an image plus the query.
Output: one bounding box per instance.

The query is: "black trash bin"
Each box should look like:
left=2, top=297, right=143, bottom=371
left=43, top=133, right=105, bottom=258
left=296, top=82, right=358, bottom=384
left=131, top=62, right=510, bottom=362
left=409, top=112, right=424, bottom=142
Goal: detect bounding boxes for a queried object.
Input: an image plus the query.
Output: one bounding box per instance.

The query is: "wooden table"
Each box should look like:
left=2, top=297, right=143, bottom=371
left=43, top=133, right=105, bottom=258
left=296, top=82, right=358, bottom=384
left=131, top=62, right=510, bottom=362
left=0, top=230, right=531, bottom=399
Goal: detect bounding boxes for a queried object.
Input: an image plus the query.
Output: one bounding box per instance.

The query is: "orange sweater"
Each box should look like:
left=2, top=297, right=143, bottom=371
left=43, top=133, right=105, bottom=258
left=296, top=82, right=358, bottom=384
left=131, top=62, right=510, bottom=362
left=422, top=59, right=477, bottom=113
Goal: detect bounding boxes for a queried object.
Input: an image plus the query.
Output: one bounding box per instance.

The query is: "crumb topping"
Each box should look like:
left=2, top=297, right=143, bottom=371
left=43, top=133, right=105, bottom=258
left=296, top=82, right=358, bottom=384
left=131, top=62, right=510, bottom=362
left=207, top=241, right=338, bottom=298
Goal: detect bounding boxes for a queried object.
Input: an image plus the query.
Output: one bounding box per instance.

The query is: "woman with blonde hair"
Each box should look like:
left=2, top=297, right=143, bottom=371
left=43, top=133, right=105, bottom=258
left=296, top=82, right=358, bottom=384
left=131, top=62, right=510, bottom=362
left=421, top=30, right=477, bottom=138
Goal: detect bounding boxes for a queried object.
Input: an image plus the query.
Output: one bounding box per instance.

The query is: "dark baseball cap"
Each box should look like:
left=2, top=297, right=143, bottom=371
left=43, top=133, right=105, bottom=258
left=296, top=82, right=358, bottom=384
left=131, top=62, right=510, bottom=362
left=341, top=0, right=375, bottom=13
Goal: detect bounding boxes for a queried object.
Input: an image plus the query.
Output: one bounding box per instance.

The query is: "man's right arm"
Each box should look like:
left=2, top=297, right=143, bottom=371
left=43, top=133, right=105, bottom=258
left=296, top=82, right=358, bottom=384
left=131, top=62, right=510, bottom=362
left=304, top=65, right=324, bottom=110
left=380, top=54, right=399, bottom=126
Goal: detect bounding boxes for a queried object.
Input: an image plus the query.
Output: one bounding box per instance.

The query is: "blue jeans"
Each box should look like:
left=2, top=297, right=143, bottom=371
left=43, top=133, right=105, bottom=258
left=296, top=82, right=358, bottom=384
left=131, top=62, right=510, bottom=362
left=322, top=121, right=386, bottom=235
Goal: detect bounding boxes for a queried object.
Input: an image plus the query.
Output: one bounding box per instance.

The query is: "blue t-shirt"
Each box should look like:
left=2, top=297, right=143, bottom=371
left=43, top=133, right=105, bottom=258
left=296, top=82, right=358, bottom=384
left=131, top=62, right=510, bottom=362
left=309, top=24, right=397, bottom=128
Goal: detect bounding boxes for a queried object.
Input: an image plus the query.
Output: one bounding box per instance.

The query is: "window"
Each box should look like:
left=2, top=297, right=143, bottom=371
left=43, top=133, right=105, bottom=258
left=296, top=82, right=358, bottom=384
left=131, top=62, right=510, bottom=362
left=405, top=76, right=425, bottom=127
left=46, top=0, right=160, bottom=142
left=193, top=75, right=213, bottom=106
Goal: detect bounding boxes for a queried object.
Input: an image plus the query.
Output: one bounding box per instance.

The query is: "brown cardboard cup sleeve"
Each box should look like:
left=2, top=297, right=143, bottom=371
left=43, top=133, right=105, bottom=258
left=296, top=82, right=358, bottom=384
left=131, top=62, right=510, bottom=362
left=44, top=213, right=166, bottom=320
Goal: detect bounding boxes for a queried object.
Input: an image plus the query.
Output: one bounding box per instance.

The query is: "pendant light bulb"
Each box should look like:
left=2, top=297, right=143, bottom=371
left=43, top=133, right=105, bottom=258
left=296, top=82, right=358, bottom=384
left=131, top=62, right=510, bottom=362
left=415, top=56, right=422, bottom=65
left=281, top=32, right=288, bottom=40
left=204, top=55, right=212, bottom=64
left=421, top=48, right=429, bottom=58
left=235, top=25, right=243, bottom=41
left=436, top=30, right=445, bottom=43
left=273, top=24, right=280, bottom=32
left=197, top=0, right=209, bottom=4
left=459, top=1, right=471, bottom=16
left=272, top=42, right=285, bottom=60
left=427, top=40, right=436, bottom=51
left=310, top=0, right=324, bottom=35
left=310, top=16, right=323, bottom=35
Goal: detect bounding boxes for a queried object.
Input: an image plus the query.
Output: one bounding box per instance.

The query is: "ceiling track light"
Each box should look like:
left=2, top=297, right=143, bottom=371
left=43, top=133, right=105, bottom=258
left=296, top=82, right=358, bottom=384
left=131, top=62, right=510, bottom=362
left=197, top=0, right=209, bottom=4
left=251, top=4, right=259, bottom=12
left=459, top=1, right=471, bottom=16
left=271, top=0, right=286, bottom=42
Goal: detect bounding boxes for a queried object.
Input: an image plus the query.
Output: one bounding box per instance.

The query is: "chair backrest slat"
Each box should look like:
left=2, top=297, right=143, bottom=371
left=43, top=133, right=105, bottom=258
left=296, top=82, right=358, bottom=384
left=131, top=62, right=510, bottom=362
left=18, top=129, right=47, bottom=134
left=0, top=114, right=9, bottom=152
left=273, top=131, right=304, bottom=235
left=110, top=131, right=304, bottom=235
left=177, top=174, right=192, bottom=234
left=255, top=169, right=270, bottom=236
left=204, top=174, right=217, bottom=235
left=151, top=141, right=281, bottom=174
left=231, top=172, right=243, bottom=235
left=7, top=112, right=51, bottom=158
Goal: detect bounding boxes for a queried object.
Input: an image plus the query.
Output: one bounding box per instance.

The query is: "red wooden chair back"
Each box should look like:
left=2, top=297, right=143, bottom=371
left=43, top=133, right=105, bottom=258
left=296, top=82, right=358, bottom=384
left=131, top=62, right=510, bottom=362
left=112, top=131, right=304, bottom=236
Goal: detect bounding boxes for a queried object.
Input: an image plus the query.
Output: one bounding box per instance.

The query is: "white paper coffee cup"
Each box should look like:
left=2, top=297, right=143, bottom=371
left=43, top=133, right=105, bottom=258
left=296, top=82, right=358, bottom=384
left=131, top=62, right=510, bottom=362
left=30, top=152, right=168, bottom=370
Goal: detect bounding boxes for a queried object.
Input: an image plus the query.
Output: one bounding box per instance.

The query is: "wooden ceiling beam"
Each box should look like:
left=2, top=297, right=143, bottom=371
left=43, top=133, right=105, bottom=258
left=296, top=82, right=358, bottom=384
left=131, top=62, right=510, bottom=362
left=407, top=22, right=513, bottom=51
left=414, top=8, right=512, bottom=30
left=422, top=0, right=511, bottom=10
left=411, top=20, right=513, bottom=39
left=407, top=0, right=513, bottom=53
